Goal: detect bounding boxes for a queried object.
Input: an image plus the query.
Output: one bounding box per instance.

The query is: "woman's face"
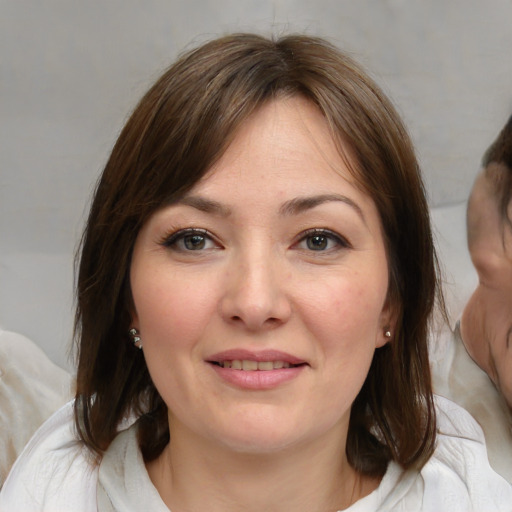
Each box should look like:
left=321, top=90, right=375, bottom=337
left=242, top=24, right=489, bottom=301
left=461, top=167, right=512, bottom=409
left=130, top=97, right=393, bottom=455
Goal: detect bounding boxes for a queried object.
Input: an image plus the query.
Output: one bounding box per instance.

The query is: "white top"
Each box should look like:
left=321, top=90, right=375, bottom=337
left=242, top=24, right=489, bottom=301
left=430, top=322, right=512, bottom=482
left=1, top=396, right=511, bottom=511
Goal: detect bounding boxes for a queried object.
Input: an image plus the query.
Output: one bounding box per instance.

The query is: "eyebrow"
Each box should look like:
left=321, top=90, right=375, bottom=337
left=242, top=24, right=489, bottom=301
left=176, top=196, right=232, bottom=217
left=279, top=194, right=366, bottom=223
left=176, top=193, right=366, bottom=223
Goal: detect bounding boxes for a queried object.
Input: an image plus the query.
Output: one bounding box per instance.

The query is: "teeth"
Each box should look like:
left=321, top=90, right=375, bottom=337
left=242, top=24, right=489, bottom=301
left=221, top=360, right=292, bottom=370
left=242, top=360, right=258, bottom=371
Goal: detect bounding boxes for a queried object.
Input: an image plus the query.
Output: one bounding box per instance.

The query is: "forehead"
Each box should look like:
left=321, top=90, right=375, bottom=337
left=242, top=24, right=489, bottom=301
left=198, top=97, right=361, bottom=195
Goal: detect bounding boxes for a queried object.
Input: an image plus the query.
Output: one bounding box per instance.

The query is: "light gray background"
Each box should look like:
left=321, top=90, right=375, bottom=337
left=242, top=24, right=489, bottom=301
left=1, top=0, right=511, bottom=370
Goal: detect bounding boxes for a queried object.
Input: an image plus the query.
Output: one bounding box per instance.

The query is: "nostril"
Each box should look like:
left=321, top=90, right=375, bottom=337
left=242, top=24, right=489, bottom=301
left=222, top=291, right=292, bottom=330
left=228, top=314, right=283, bottom=330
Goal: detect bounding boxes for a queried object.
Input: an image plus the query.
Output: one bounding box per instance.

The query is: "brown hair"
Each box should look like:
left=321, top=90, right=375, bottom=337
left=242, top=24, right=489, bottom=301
left=74, top=33, right=438, bottom=477
left=482, top=114, right=512, bottom=231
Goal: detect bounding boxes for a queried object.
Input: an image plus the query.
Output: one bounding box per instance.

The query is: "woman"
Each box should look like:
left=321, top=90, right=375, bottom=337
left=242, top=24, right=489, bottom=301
left=1, top=33, right=510, bottom=511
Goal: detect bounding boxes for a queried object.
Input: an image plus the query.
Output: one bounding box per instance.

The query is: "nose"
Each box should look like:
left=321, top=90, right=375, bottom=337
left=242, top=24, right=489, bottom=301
left=219, top=250, right=292, bottom=331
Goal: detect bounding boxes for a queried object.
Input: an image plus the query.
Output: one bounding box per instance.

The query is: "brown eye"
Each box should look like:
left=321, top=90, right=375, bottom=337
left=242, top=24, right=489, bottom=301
left=161, top=228, right=218, bottom=252
left=307, top=234, right=329, bottom=251
left=183, top=234, right=207, bottom=250
left=297, top=229, right=350, bottom=252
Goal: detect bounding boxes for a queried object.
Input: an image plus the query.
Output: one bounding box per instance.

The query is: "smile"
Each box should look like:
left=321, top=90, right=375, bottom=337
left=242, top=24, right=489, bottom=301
left=213, top=360, right=298, bottom=370
left=207, top=350, right=308, bottom=389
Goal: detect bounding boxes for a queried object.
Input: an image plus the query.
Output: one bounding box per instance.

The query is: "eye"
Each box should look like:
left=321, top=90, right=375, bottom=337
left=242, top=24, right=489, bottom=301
left=160, top=228, right=219, bottom=252
left=296, top=229, right=350, bottom=252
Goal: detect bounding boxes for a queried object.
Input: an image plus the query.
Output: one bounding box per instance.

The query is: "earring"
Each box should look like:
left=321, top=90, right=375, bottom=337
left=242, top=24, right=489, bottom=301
left=129, top=328, right=143, bottom=349
left=384, top=330, right=392, bottom=339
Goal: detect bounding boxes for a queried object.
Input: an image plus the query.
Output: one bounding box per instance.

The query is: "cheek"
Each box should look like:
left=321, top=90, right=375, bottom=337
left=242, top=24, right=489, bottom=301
left=132, top=269, right=220, bottom=347
left=295, top=272, right=387, bottom=351
left=295, top=278, right=384, bottom=417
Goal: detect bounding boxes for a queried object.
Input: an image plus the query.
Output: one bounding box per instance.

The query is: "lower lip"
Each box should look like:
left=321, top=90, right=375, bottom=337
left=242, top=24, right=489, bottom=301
left=209, top=364, right=306, bottom=390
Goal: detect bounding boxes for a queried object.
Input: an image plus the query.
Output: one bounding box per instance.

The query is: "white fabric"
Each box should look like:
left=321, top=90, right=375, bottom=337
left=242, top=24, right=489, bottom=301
left=1, top=396, right=511, bottom=511
left=431, top=322, right=512, bottom=482
left=0, top=328, right=73, bottom=487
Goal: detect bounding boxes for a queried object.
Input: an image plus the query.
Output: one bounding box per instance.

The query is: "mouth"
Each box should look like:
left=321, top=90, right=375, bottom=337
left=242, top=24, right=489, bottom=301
left=207, top=349, right=308, bottom=372
left=206, top=350, right=308, bottom=389
left=209, top=360, right=305, bottom=371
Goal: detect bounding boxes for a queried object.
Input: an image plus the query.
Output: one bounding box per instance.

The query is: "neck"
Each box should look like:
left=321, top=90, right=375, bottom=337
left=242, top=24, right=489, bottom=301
left=146, top=419, right=380, bottom=512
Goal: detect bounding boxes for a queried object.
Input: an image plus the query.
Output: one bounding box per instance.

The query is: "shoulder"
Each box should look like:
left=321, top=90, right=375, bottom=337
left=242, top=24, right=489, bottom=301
left=357, top=396, right=512, bottom=512
left=0, top=329, right=73, bottom=485
left=0, top=402, right=98, bottom=511
left=419, top=395, right=512, bottom=511
left=0, top=329, right=72, bottom=399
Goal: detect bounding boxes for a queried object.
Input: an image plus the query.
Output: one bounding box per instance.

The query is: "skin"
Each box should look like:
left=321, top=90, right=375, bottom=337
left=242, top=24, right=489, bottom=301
left=461, top=165, right=512, bottom=409
left=130, top=97, right=394, bottom=512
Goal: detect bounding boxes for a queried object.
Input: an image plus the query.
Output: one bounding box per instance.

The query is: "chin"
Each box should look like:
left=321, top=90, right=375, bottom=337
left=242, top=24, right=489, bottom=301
left=217, top=432, right=303, bottom=455
left=205, top=413, right=312, bottom=455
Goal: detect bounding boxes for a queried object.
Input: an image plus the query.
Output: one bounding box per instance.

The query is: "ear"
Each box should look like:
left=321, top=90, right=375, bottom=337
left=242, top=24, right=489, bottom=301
left=375, top=296, right=399, bottom=348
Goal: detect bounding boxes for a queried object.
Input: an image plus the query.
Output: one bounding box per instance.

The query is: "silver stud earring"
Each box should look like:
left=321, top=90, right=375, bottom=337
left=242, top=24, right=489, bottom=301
left=129, top=328, right=143, bottom=349
left=384, top=330, right=392, bottom=339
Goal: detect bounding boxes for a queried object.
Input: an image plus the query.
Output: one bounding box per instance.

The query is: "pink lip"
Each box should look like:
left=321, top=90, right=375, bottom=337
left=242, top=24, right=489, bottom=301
left=206, top=349, right=308, bottom=391
left=207, top=349, right=306, bottom=365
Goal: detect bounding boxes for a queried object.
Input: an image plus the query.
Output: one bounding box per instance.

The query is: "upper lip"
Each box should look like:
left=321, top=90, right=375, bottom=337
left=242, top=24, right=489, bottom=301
left=207, top=349, right=307, bottom=365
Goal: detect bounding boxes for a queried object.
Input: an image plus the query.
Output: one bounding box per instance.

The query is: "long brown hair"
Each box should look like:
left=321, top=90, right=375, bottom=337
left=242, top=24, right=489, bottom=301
left=74, top=33, right=438, bottom=476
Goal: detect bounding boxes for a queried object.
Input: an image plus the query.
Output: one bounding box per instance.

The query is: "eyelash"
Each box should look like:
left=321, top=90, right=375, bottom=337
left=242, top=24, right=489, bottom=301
left=295, top=228, right=351, bottom=252
left=159, top=227, right=350, bottom=253
left=159, top=228, right=220, bottom=252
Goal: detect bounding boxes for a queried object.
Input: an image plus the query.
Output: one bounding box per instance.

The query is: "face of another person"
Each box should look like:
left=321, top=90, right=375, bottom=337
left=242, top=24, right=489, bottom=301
left=461, top=166, right=512, bottom=409
left=130, top=96, right=393, bottom=455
